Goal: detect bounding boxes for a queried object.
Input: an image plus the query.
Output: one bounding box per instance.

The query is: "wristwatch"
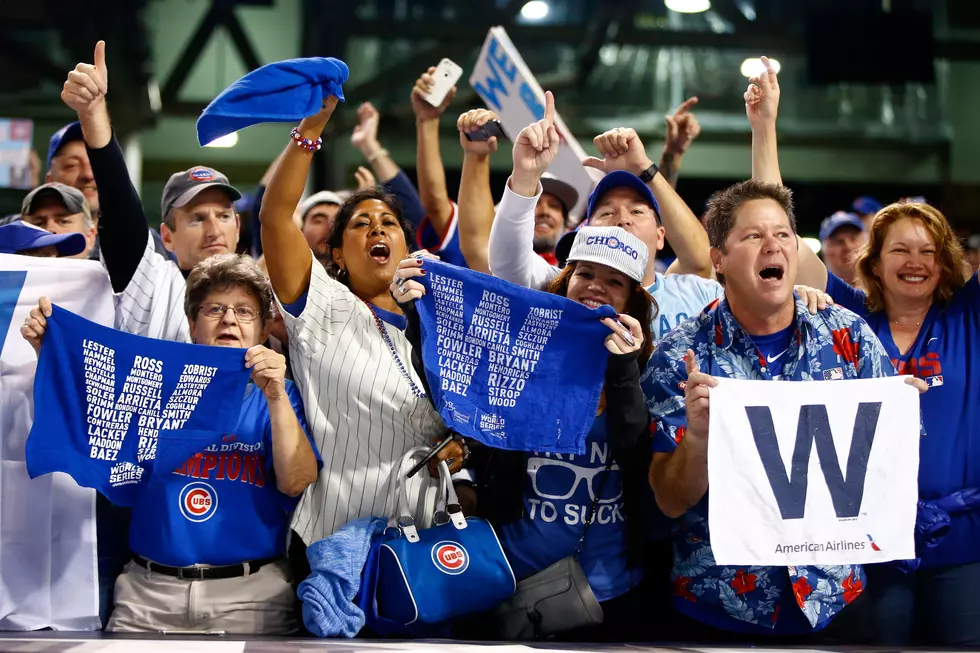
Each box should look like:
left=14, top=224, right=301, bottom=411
left=638, top=162, right=660, bottom=183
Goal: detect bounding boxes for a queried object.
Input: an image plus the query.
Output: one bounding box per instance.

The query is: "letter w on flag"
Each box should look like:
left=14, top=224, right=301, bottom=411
left=705, top=377, right=919, bottom=566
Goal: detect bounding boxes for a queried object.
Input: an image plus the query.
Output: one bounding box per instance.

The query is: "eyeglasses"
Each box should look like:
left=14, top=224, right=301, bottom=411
left=527, top=456, right=622, bottom=504
left=198, top=303, right=260, bottom=323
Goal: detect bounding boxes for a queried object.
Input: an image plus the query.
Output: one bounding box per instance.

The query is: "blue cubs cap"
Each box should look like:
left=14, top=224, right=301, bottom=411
left=556, top=170, right=660, bottom=266
left=852, top=196, right=882, bottom=216
left=0, top=222, right=85, bottom=256
left=47, top=122, right=84, bottom=171
left=820, top=211, right=865, bottom=242
left=586, top=171, right=660, bottom=225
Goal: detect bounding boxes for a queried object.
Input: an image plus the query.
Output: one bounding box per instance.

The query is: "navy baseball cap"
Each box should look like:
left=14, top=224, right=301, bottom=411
left=0, top=222, right=86, bottom=256
left=47, top=122, right=84, bottom=171
left=557, top=170, right=660, bottom=265
left=852, top=196, right=882, bottom=216
left=161, top=166, right=242, bottom=222
left=820, top=211, right=865, bottom=242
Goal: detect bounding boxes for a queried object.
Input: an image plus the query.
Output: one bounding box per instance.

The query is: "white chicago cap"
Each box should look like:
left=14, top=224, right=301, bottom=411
left=565, top=226, right=648, bottom=283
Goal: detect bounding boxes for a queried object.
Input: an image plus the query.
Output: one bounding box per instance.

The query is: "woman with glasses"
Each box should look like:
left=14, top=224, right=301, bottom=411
left=391, top=225, right=657, bottom=641
left=21, top=254, right=319, bottom=633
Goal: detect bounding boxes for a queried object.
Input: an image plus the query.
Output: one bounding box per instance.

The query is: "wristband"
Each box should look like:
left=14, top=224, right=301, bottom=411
left=638, top=162, right=659, bottom=183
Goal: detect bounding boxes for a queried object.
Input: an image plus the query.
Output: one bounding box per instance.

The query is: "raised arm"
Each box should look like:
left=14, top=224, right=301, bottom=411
left=62, top=40, right=149, bottom=292
left=260, top=98, right=338, bottom=304
left=411, top=67, right=455, bottom=235
left=658, top=96, right=701, bottom=190
left=488, top=92, right=560, bottom=288
left=645, top=350, right=716, bottom=518
left=350, top=102, right=400, bottom=184
left=584, top=128, right=712, bottom=279
left=455, top=109, right=500, bottom=274
left=747, top=56, right=782, bottom=185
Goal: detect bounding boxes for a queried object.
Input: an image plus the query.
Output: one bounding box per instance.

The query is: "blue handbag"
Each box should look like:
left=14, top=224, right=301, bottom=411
left=376, top=450, right=516, bottom=625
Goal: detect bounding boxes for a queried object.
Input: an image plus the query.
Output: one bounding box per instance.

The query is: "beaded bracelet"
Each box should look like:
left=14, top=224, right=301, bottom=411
left=290, top=127, right=322, bottom=152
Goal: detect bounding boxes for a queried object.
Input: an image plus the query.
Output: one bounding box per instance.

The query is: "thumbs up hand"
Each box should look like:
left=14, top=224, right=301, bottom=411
left=683, top=349, right=717, bottom=442
left=62, top=40, right=108, bottom=116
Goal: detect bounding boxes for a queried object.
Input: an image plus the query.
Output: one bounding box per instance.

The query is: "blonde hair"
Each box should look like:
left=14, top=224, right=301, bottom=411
left=856, top=202, right=967, bottom=313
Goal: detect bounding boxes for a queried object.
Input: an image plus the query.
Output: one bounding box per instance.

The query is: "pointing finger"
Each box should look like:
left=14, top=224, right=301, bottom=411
left=543, top=90, right=555, bottom=126
left=675, top=96, right=699, bottom=115
left=685, top=349, right=698, bottom=376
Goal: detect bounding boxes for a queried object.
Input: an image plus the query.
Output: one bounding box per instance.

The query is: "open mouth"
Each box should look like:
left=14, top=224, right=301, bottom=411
left=369, top=242, right=391, bottom=265
left=759, top=265, right=785, bottom=282
left=580, top=298, right=607, bottom=309
left=215, top=333, right=240, bottom=345
left=898, top=273, right=927, bottom=284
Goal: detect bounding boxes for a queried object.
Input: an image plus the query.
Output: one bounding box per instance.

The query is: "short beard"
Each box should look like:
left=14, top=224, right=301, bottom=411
left=532, top=233, right=560, bottom=254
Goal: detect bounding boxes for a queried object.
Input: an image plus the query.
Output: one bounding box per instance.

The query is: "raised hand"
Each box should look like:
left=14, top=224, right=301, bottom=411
left=745, top=55, right=780, bottom=130
left=21, top=297, right=52, bottom=356
left=411, top=66, right=456, bottom=122
left=683, top=349, right=716, bottom=442
left=457, top=108, right=500, bottom=156
left=582, top=127, right=653, bottom=177
left=350, top=102, right=381, bottom=153
left=511, top=91, right=559, bottom=190
left=664, top=96, right=701, bottom=156
left=62, top=40, right=108, bottom=116
left=245, top=345, right=288, bottom=401
left=354, top=166, right=376, bottom=191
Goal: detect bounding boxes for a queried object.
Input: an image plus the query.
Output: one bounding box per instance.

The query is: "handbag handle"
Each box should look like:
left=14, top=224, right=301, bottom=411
left=386, top=446, right=431, bottom=542
left=438, top=460, right=467, bottom=531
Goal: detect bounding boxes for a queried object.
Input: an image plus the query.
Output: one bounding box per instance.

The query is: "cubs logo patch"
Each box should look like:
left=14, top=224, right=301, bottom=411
left=179, top=482, right=218, bottom=522
left=189, top=167, right=215, bottom=182
left=607, top=237, right=620, bottom=249
left=431, top=541, right=468, bottom=575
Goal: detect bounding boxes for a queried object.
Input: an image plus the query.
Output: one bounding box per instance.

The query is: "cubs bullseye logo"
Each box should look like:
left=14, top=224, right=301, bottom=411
left=431, top=541, right=469, bottom=575
left=607, top=237, right=620, bottom=249
left=178, top=482, right=218, bottom=522
left=189, top=168, right=215, bottom=182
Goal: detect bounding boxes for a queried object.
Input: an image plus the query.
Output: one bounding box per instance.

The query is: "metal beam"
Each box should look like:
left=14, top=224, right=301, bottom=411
left=161, top=3, right=224, bottom=104
left=223, top=7, right=262, bottom=72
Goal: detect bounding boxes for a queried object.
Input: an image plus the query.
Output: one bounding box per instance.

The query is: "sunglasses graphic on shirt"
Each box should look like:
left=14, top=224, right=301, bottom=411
left=527, top=456, right=622, bottom=504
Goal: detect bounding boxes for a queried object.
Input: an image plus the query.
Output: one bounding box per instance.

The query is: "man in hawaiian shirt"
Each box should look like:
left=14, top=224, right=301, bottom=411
left=642, top=179, right=916, bottom=641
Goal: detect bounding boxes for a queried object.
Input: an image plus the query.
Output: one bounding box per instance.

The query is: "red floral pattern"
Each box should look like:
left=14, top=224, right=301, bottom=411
left=831, top=327, right=860, bottom=366
left=674, top=576, right=697, bottom=602
left=792, top=576, right=812, bottom=608
left=731, top=570, right=757, bottom=595
left=842, top=570, right=863, bottom=604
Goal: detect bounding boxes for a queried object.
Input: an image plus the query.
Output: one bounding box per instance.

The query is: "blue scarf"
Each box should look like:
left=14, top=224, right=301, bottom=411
left=415, top=261, right=614, bottom=454
left=26, top=306, right=251, bottom=506
left=196, top=57, right=349, bottom=146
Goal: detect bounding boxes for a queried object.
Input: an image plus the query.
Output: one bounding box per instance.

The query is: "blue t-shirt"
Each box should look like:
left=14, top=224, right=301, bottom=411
left=749, top=323, right=796, bottom=379
left=647, top=272, right=724, bottom=341
left=417, top=201, right=468, bottom=269
left=497, top=416, right=643, bottom=602
left=128, top=380, right=318, bottom=567
left=827, top=271, right=980, bottom=567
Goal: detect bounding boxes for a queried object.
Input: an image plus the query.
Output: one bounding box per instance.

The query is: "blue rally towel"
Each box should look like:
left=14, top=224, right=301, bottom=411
left=196, top=57, right=349, bottom=146
left=415, top=260, right=614, bottom=454
left=26, top=305, right=251, bottom=506
left=298, top=517, right=386, bottom=638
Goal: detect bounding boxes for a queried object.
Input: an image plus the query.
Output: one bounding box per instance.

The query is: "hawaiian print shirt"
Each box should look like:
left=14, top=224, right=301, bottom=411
left=641, top=295, right=896, bottom=632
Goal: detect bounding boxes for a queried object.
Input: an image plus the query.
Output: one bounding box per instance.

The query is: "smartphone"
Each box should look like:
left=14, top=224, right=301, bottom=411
left=424, top=58, right=464, bottom=107
left=464, top=120, right=507, bottom=142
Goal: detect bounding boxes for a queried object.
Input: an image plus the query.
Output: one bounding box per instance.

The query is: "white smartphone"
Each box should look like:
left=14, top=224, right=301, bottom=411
left=424, top=58, right=463, bottom=107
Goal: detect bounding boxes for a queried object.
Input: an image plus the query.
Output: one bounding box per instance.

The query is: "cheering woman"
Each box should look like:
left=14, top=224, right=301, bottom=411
left=258, top=98, right=461, bottom=553
left=391, top=224, right=655, bottom=641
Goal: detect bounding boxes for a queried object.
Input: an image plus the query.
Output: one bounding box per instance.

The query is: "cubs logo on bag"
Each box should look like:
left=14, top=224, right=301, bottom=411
left=431, top=541, right=469, bottom=575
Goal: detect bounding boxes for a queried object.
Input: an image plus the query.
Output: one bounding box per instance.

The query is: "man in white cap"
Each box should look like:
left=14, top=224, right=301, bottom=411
left=297, top=190, right=343, bottom=266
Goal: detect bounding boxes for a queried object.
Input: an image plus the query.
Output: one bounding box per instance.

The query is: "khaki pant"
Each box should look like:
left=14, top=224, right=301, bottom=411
left=107, top=558, right=298, bottom=634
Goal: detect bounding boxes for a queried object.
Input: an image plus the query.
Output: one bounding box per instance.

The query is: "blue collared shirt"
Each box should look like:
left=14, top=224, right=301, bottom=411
left=641, top=295, right=896, bottom=633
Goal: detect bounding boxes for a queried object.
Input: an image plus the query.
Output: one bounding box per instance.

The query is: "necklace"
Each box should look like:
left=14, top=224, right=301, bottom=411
left=365, top=302, right=428, bottom=399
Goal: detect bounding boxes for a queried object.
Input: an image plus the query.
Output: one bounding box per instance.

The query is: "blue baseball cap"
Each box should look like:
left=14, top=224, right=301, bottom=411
left=819, top=211, right=865, bottom=242
left=556, top=171, right=661, bottom=265
left=0, top=222, right=86, bottom=256
left=586, top=170, right=661, bottom=224
left=47, top=122, right=84, bottom=171
left=852, top=196, right=882, bottom=216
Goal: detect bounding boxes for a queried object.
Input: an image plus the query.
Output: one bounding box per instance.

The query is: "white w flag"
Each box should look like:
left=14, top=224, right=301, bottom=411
left=0, top=254, right=113, bottom=630
left=708, top=377, right=919, bottom=567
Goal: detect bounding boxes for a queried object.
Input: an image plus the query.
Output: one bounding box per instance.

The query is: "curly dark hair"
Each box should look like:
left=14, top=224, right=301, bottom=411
left=323, top=187, right=416, bottom=285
